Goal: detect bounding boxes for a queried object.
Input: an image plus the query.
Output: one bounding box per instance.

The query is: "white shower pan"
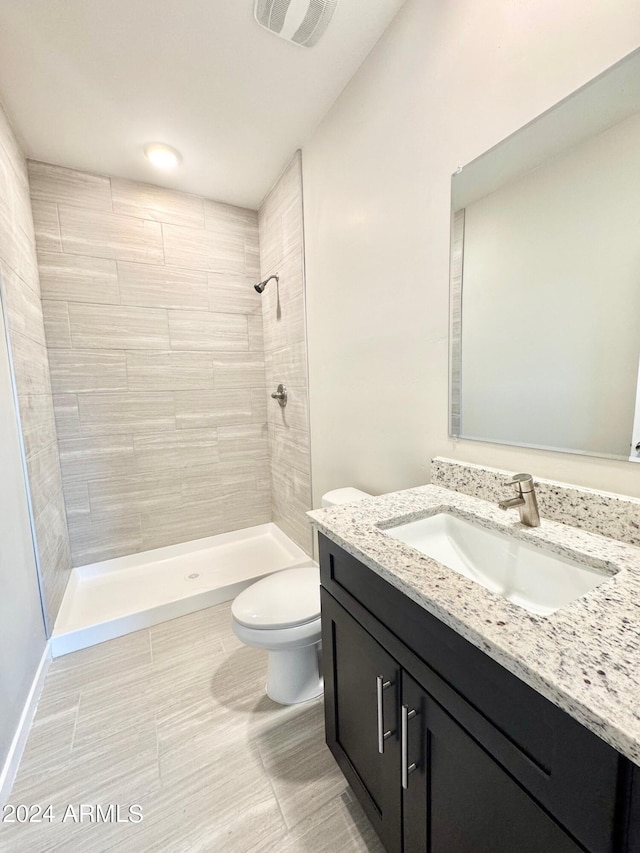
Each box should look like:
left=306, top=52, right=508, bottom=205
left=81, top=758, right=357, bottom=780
left=51, top=523, right=315, bottom=657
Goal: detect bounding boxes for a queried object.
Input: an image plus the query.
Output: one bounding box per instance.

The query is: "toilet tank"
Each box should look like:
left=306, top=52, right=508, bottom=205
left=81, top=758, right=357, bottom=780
left=321, top=487, right=372, bottom=508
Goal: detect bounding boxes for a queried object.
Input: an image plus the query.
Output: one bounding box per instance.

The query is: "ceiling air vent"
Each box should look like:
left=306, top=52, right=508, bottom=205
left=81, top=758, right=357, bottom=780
left=254, top=0, right=340, bottom=48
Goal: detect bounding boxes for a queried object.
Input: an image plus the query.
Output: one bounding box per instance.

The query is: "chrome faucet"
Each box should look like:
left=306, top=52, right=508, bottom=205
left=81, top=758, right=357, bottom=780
left=498, top=473, right=540, bottom=527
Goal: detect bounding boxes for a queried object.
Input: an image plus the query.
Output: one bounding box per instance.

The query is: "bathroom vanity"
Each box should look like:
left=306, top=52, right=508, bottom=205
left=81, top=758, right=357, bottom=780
left=309, top=467, right=640, bottom=853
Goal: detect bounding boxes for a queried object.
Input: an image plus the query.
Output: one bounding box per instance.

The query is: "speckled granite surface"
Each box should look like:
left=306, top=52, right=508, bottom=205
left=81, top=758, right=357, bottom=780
left=432, top=457, right=640, bottom=547
left=308, top=483, right=640, bottom=766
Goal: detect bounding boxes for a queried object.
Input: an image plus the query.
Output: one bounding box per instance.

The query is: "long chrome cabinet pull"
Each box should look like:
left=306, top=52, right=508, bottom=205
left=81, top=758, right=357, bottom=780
left=401, top=704, right=418, bottom=789
left=376, top=675, right=394, bottom=754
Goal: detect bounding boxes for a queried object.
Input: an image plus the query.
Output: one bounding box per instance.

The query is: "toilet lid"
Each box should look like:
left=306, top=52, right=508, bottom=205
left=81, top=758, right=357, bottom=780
left=232, top=566, right=320, bottom=629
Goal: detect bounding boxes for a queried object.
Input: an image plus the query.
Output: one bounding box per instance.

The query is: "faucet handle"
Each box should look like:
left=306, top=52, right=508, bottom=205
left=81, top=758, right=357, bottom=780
left=505, top=473, right=534, bottom=491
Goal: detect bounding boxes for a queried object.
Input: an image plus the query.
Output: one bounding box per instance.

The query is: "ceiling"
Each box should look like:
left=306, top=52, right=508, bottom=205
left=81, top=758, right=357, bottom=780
left=0, top=0, right=405, bottom=209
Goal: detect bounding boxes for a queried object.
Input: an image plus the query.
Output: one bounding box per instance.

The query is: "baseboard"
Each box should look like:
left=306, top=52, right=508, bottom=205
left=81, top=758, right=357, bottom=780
left=0, top=642, right=51, bottom=807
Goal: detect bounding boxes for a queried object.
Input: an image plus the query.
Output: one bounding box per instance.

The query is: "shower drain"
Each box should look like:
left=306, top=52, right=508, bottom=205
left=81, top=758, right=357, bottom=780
left=186, top=573, right=200, bottom=580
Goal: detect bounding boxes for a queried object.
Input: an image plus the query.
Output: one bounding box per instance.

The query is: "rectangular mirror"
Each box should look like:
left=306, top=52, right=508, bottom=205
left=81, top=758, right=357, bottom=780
left=450, top=48, right=640, bottom=462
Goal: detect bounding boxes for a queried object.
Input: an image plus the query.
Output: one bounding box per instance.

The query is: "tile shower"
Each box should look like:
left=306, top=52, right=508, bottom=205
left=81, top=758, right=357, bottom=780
left=3, top=145, right=313, bottom=645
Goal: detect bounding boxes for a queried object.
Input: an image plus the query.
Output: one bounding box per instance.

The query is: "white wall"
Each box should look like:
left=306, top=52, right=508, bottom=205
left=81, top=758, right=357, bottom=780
left=303, top=0, right=640, bottom=505
left=461, top=114, right=640, bottom=457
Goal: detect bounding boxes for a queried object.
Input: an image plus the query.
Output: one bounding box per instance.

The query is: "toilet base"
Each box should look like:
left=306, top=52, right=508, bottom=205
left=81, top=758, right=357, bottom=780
left=266, top=642, right=323, bottom=705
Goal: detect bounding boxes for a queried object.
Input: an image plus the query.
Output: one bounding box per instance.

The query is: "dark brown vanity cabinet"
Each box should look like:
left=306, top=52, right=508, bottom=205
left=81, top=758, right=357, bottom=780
left=319, top=534, right=640, bottom=853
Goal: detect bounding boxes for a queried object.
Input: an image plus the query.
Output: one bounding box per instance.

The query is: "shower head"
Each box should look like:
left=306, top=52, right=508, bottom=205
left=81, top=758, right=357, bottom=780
left=254, top=274, right=279, bottom=294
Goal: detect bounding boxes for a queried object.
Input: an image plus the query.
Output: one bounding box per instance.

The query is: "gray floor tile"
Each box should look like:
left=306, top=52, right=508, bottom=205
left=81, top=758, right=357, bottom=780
left=253, top=700, right=348, bottom=830
left=2, top=602, right=378, bottom=852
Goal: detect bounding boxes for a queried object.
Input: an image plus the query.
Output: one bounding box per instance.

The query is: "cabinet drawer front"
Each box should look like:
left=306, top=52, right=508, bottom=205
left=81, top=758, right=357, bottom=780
left=320, top=535, right=623, bottom=853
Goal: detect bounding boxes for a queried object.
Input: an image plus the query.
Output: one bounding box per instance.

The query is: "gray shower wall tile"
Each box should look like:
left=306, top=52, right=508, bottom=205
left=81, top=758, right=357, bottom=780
left=14, top=248, right=42, bottom=300
left=212, top=351, right=266, bottom=389
left=77, top=391, right=175, bottom=436
left=12, top=187, right=38, bottom=250
left=11, top=331, right=53, bottom=396
left=251, top=387, right=268, bottom=424
left=247, top=314, right=264, bottom=353
left=18, top=393, right=58, bottom=459
left=0, top=163, right=35, bottom=249
left=244, top=218, right=261, bottom=281
left=246, top=244, right=261, bottom=282
left=58, top=205, right=163, bottom=264
left=269, top=424, right=310, bottom=476
left=204, top=199, right=257, bottom=236
left=0, top=183, right=15, bottom=261
left=42, top=299, right=71, bottom=348
left=223, top=486, right=271, bottom=531
left=269, top=341, right=309, bottom=390
left=282, top=204, right=304, bottom=262
left=271, top=464, right=313, bottom=555
left=0, top=108, right=28, bottom=189
left=88, top=471, right=183, bottom=521
left=176, top=465, right=271, bottom=535
left=263, top=293, right=306, bottom=354
left=28, top=161, right=113, bottom=212
left=37, top=251, right=120, bottom=304
left=216, top=457, right=271, bottom=487
left=218, top=424, right=269, bottom=462
left=67, top=511, right=143, bottom=567
left=1, top=264, right=46, bottom=345
left=181, top=459, right=270, bottom=501
left=61, top=479, right=90, bottom=519
left=33, top=492, right=73, bottom=600
left=30, top=200, right=62, bottom=253
left=169, top=463, right=272, bottom=540
left=258, top=207, right=281, bottom=276
left=48, top=349, right=128, bottom=394
left=174, top=389, right=254, bottom=430
left=68, top=303, right=170, bottom=350
left=133, top=428, right=220, bottom=473
left=162, top=222, right=246, bottom=274
left=208, top=273, right=262, bottom=315
left=26, top=440, right=65, bottom=520
left=118, top=261, right=209, bottom=310
left=31, top=482, right=72, bottom=632
left=58, top=435, right=136, bottom=483
left=53, top=393, right=81, bottom=438
left=126, top=350, right=214, bottom=391
left=167, top=308, right=249, bottom=351
left=0, top=159, right=33, bottom=237
left=140, top=496, right=225, bottom=551
left=111, top=178, right=205, bottom=229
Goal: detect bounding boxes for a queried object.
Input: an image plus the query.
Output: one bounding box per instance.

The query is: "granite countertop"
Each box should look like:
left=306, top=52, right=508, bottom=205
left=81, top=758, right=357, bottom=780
left=308, top=484, right=640, bottom=766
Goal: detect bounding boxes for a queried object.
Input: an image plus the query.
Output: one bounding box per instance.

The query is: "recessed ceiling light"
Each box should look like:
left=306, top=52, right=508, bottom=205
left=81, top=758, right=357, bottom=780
left=144, top=143, right=181, bottom=169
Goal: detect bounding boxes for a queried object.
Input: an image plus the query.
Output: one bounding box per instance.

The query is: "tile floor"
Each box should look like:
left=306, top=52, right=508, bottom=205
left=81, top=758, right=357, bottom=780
left=0, top=603, right=384, bottom=853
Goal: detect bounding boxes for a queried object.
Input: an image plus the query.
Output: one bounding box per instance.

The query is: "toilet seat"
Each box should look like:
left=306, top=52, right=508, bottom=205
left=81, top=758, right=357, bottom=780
left=231, top=566, right=320, bottom=630
left=232, top=615, right=321, bottom=651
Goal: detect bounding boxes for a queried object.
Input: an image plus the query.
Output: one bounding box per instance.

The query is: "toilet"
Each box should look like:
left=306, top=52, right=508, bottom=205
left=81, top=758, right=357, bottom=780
left=231, top=487, right=372, bottom=705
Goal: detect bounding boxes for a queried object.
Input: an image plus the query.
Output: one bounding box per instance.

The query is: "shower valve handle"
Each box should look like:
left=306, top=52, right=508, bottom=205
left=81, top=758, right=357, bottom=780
left=271, top=384, right=287, bottom=407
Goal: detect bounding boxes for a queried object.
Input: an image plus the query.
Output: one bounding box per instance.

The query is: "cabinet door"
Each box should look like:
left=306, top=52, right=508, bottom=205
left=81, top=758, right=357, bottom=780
left=321, top=589, right=402, bottom=853
left=401, top=671, right=585, bottom=853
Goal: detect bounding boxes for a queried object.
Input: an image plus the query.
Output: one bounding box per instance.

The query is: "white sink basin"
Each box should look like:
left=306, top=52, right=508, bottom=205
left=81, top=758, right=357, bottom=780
left=381, top=512, right=614, bottom=616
